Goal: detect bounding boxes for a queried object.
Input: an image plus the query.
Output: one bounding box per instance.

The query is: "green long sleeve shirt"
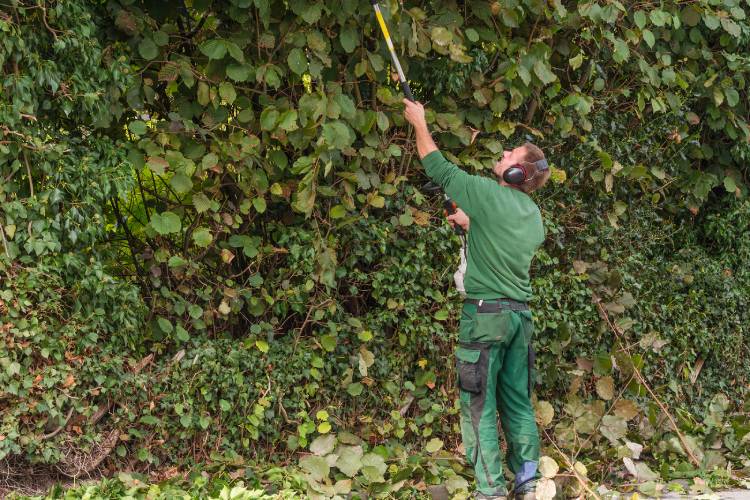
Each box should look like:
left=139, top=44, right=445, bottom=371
left=421, top=150, right=545, bottom=302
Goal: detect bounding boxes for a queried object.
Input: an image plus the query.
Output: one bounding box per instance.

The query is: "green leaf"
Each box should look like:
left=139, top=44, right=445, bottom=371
left=128, top=120, right=147, bottom=136
left=287, top=48, right=308, bottom=75
left=253, top=197, right=267, bottom=213
left=641, top=29, right=655, bottom=48
left=188, top=304, right=203, bottom=319
left=569, top=53, right=584, bottom=70
left=680, top=6, right=701, bottom=27
left=262, top=65, right=281, bottom=88
left=225, top=41, right=244, bottom=62
left=170, top=173, right=193, bottom=194
left=434, top=309, right=449, bottom=321
left=202, top=153, right=218, bottom=170
left=322, top=121, right=354, bottom=150
left=399, top=211, right=413, bottom=226
left=219, top=82, right=236, bottom=104
left=330, top=205, right=347, bottom=219
left=346, top=382, right=363, bottom=396
left=361, top=453, right=387, bottom=482
left=151, top=211, right=181, bottom=235
left=358, top=347, right=375, bottom=377
left=255, top=340, right=269, bottom=353
left=197, top=82, right=210, bottom=106
left=138, top=38, right=158, bottom=60
left=320, top=334, right=337, bottom=351
left=369, top=195, right=385, bottom=208
left=168, top=255, right=187, bottom=267
left=335, top=445, right=364, bottom=477
left=724, top=176, right=737, bottom=193
left=299, top=3, right=321, bottom=24
left=6, top=361, right=20, bottom=376
left=431, top=26, right=453, bottom=46
left=600, top=415, right=628, bottom=443
left=333, top=94, right=356, bottom=120
left=721, top=18, right=741, bottom=37
left=613, top=38, right=630, bottom=63
left=725, top=88, right=740, bottom=107
left=310, top=434, right=337, bottom=456
left=465, top=28, right=479, bottom=42
left=633, top=11, right=647, bottom=29
left=425, top=438, right=444, bottom=453
left=260, top=108, right=279, bottom=131
left=277, top=109, right=298, bottom=131
left=340, top=25, right=358, bottom=53
left=198, top=415, right=211, bottom=430
left=535, top=400, right=555, bottom=426
left=704, top=14, right=720, bottom=30
left=140, top=415, right=160, bottom=426
left=157, top=316, right=173, bottom=333
left=490, top=95, right=508, bottom=114
left=228, top=234, right=261, bottom=257
left=200, top=39, right=227, bottom=60
left=649, top=9, right=667, bottom=27
left=192, top=227, right=213, bottom=247
left=153, top=30, right=169, bottom=46
left=539, top=456, right=559, bottom=478
left=533, top=59, right=557, bottom=84
left=192, top=193, right=212, bottom=213
left=175, top=325, right=190, bottom=342
left=226, top=64, right=254, bottom=82
left=300, top=455, right=329, bottom=481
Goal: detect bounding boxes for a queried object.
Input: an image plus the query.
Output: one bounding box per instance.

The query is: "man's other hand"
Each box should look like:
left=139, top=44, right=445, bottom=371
left=403, top=99, right=427, bottom=130
left=447, top=208, right=470, bottom=232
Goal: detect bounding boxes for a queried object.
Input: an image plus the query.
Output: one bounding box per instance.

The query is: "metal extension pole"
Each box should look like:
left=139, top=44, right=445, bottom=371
left=370, top=0, right=415, bottom=102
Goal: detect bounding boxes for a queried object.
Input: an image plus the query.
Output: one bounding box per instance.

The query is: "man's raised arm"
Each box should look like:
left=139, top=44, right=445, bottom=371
left=403, top=100, right=438, bottom=159
left=402, top=99, right=487, bottom=218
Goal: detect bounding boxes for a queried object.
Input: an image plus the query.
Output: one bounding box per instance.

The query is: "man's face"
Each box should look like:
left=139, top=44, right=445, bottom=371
left=493, top=146, right=527, bottom=182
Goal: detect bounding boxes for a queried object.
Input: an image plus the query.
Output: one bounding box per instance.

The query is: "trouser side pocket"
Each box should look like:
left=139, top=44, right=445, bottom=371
left=456, top=345, right=483, bottom=393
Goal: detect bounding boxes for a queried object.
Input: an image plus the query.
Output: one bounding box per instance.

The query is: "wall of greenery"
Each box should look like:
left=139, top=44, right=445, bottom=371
left=1, top=0, right=748, bottom=495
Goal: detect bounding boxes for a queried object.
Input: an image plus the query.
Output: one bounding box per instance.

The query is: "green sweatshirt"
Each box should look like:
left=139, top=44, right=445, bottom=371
left=421, top=150, right=545, bottom=302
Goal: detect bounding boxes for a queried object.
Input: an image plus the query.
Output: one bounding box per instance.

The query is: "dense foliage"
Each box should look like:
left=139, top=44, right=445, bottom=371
left=1, top=0, right=749, bottom=497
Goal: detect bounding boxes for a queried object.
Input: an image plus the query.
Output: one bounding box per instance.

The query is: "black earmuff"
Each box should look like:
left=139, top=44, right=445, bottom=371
left=502, top=158, right=550, bottom=186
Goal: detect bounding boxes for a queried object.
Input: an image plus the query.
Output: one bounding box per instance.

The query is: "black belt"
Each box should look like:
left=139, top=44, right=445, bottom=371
left=464, top=298, right=528, bottom=312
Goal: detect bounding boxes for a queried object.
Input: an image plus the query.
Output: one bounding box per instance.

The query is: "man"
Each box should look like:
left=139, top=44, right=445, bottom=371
left=403, top=99, right=550, bottom=500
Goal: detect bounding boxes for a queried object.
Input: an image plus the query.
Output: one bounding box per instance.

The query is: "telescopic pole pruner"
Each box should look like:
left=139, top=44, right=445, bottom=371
left=370, top=0, right=415, bottom=102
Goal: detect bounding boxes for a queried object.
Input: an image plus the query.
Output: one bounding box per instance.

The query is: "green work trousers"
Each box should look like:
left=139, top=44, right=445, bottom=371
left=455, top=301, right=540, bottom=496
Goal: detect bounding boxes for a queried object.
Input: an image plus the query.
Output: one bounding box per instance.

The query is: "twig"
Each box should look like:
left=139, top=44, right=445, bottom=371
left=543, top=427, right=602, bottom=500
left=35, top=2, right=61, bottom=41
left=0, top=222, right=9, bottom=258
left=41, top=407, right=74, bottom=440
left=595, top=299, right=701, bottom=467
left=22, top=150, right=33, bottom=197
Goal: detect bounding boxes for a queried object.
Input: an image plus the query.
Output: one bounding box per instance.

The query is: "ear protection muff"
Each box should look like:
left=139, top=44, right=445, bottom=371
left=503, top=158, right=550, bottom=185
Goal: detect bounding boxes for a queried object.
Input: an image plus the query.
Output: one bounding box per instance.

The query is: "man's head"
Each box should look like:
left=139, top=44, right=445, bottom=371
left=492, top=142, right=550, bottom=194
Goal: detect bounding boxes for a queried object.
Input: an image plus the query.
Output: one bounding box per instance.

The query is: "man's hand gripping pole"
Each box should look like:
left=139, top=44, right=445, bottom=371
left=422, top=182, right=465, bottom=236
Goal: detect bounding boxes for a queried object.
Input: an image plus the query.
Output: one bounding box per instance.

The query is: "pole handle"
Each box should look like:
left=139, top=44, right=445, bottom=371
left=401, top=81, right=415, bottom=102
left=443, top=198, right=465, bottom=236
